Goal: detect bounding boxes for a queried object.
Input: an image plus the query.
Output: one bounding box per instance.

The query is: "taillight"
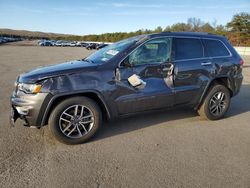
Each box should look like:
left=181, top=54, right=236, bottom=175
left=240, top=59, right=244, bottom=66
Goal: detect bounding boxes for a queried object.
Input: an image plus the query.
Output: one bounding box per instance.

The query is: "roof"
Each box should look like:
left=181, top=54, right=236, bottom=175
left=148, top=32, right=225, bottom=39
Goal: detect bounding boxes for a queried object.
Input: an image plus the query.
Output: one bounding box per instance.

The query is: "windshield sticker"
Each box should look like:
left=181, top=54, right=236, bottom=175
left=106, top=49, right=119, bottom=56
left=101, top=57, right=109, bottom=61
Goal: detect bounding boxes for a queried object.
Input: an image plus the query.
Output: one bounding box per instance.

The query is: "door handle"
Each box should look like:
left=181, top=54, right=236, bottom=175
left=162, top=67, right=170, bottom=71
left=201, top=62, right=212, bottom=66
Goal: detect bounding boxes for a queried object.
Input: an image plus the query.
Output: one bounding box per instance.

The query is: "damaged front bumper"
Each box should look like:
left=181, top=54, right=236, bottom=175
left=10, top=91, right=50, bottom=128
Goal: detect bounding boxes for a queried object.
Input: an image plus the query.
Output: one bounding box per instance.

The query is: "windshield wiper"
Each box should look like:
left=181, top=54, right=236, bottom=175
left=82, top=58, right=94, bottom=64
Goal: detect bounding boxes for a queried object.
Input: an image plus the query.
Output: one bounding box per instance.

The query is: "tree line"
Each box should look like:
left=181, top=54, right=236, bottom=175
left=80, top=12, right=250, bottom=46
left=1, top=12, right=249, bottom=46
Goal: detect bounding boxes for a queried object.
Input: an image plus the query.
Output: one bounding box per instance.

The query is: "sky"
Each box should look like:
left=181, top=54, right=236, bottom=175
left=0, top=0, right=249, bottom=35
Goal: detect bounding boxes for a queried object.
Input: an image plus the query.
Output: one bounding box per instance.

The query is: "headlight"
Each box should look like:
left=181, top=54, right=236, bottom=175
left=18, top=83, right=42, bottom=94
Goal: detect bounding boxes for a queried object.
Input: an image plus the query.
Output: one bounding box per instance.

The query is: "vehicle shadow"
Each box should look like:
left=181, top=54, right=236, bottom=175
left=91, top=84, right=250, bottom=142
left=92, top=107, right=197, bottom=142
left=227, top=84, right=250, bottom=117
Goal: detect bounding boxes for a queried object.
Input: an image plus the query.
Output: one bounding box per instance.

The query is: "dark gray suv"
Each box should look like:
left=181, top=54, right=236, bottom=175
left=10, top=32, right=243, bottom=144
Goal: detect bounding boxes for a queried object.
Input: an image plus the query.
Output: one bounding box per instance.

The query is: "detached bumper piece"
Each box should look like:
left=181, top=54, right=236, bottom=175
left=10, top=106, right=29, bottom=127
left=10, top=106, right=19, bottom=127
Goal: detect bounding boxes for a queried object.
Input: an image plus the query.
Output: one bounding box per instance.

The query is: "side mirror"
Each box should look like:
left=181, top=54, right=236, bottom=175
left=121, top=58, right=132, bottom=68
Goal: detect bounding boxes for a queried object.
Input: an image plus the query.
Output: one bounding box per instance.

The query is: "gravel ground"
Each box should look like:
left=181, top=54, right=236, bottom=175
left=0, top=46, right=250, bottom=188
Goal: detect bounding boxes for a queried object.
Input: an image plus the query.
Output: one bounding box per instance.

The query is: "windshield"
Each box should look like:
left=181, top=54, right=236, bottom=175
left=85, top=35, right=146, bottom=64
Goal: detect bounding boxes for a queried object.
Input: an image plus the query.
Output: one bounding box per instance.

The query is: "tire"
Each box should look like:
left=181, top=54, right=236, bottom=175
left=49, top=97, right=102, bottom=144
left=198, top=84, right=231, bottom=120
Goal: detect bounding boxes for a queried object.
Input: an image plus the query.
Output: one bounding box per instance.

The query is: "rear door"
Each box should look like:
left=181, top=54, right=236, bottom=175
left=202, top=38, right=232, bottom=75
left=172, top=37, right=214, bottom=106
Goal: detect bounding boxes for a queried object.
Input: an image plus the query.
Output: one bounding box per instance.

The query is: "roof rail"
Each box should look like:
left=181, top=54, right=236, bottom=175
left=160, top=31, right=215, bottom=35
left=160, top=31, right=171, bottom=33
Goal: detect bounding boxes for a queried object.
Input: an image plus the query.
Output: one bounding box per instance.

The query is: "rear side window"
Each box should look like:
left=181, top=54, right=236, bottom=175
left=175, top=38, right=203, bottom=60
left=204, top=39, right=230, bottom=57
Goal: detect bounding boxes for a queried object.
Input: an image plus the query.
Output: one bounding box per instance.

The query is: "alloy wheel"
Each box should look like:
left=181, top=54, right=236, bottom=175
left=59, top=105, right=94, bottom=138
left=209, top=92, right=226, bottom=116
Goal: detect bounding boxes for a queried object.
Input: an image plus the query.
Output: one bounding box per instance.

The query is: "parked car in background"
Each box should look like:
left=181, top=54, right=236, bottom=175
left=55, top=40, right=67, bottom=47
left=0, top=38, right=4, bottom=44
left=0, top=37, right=21, bottom=44
left=79, top=42, right=88, bottom=47
left=39, top=41, right=53, bottom=46
left=86, top=43, right=98, bottom=50
left=96, top=43, right=108, bottom=50
left=10, top=32, right=243, bottom=145
left=37, top=39, right=109, bottom=48
left=69, top=42, right=77, bottom=47
left=76, top=41, right=82, bottom=47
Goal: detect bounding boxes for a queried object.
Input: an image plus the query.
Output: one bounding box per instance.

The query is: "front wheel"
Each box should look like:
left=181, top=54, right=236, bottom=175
left=49, top=97, right=102, bottom=144
left=198, top=84, right=231, bottom=120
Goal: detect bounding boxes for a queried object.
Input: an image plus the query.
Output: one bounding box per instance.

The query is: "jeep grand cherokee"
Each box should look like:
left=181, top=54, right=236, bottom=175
left=10, top=32, right=243, bottom=144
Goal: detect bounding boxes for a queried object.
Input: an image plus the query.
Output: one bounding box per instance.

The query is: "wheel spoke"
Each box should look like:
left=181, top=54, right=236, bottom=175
left=74, top=105, right=78, bottom=116
left=63, top=112, right=73, bottom=119
left=80, top=114, right=93, bottom=120
left=210, top=106, right=217, bottom=112
left=218, top=105, right=221, bottom=113
left=216, top=106, right=220, bottom=115
left=219, top=104, right=225, bottom=110
left=60, top=118, right=71, bottom=123
left=220, top=93, right=225, bottom=101
left=80, top=106, right=84, bottom=118
left=81, top=119, right=93, bottom=124
left=67, top=126, right=76, bottom=136
left=220, top=100, right=226, bottom=104
left=217, top=92, right=222, bottom=100
left=63, top=123, right=72, bottom=132
left=79, top=122, right=87, bottom=132
left=210, top=98, right=216, bottom=104
left=211, top=106, right=217, bottom=113
left=76, top=126, right=82, bottom=136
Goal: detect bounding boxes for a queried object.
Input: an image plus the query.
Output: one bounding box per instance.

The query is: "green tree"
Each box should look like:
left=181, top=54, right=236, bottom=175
left=154, top=26, right=163, bottom=33
left=187, top=17, right=203, bottom=31
left=226, top=12, right=250, bottom=33
left=170, top=23, right=192, bottom=32
left=226, top=12, right=250, bottom=46
left=200, top=23, right=215, bottom=33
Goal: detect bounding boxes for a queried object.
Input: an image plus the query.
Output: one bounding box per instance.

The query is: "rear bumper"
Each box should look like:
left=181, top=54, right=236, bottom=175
left=10, top=92, right=50, bottom=127
left=232, top=74, right=243, bottom=97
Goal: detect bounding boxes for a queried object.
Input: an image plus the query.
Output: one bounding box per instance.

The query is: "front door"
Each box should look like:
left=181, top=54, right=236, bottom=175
left=113, top=37, right=175, bottom=114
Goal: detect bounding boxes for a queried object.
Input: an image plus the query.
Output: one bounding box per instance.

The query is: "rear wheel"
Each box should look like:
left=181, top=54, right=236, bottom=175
left=198, top=84, right=230, bottom=120
left=49, top=97, right=102, bottom=144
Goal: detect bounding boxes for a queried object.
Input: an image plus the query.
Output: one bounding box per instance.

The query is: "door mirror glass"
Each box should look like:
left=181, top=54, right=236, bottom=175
left=120, top=57, right=132, bottom=67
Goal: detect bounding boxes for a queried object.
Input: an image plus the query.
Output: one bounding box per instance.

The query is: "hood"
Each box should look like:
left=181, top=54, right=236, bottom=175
left=18, top=60, right=97, bottom=83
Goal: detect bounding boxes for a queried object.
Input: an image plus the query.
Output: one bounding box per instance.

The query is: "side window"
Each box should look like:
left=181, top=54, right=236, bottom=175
left=127, top=38, right=172, bottom=66
left=175, top=38, right=204, bottom=60
left=204, top=39, right=230, bottom=57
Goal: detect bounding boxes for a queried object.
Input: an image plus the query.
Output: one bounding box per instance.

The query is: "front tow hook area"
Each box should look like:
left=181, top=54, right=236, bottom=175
left=10, top=106, right=19, bottom=127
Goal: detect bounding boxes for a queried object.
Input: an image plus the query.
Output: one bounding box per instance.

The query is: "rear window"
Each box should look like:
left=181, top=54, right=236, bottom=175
left=175, top=38, right=203, bottom=60
left=204, top=39, right=230, bottom=57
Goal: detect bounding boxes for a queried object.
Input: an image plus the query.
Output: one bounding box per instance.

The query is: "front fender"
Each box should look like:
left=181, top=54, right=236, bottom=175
left=39, top=89, right=111, bottom=127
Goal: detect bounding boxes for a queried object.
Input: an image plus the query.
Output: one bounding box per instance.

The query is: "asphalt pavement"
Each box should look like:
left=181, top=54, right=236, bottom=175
left=0, top=46, right=250, bottom=188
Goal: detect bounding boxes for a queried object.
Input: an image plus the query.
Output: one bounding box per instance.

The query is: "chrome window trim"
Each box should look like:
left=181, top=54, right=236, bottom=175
left=173, top=57, right=210, bottom=63
left=118, top=35, right=233, bottom=67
